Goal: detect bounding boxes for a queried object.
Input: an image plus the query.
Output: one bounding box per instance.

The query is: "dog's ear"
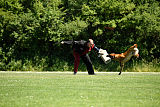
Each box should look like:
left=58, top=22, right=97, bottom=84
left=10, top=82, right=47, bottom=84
left=134, top=44, right=138, bottom=48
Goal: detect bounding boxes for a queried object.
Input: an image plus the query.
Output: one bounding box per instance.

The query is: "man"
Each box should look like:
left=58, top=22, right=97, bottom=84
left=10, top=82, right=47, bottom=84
left=61, top=39, right=99, bottom=75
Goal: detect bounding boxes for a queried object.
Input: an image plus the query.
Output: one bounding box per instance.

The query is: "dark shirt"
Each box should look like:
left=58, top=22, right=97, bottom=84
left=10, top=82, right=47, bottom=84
left=63, top=40, right=99, bottom=55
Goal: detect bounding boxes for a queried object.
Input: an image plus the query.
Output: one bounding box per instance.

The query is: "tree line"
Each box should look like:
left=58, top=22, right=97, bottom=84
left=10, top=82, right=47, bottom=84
left=0, top=0, right=159, bottom=71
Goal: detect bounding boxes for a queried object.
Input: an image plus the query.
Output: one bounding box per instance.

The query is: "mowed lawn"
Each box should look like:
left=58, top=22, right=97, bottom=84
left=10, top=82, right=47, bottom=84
left=0, top=72, right=160, bottom=107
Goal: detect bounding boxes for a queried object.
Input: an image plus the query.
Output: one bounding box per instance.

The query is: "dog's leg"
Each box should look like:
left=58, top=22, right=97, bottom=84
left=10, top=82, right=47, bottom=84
left=119, top=62, right=124, bottom=75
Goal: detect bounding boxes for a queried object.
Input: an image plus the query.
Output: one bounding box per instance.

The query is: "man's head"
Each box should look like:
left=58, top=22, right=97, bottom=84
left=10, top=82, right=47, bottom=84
left=87, top=39, right=94, bottom=48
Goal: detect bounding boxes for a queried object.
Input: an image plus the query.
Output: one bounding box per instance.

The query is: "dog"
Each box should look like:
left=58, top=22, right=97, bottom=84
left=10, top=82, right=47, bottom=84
left=99, top=44, right=139, bottom=75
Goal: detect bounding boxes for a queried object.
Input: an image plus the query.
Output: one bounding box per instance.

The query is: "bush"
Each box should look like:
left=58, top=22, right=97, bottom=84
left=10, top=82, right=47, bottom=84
left=0, top=0, right=159, bottom=71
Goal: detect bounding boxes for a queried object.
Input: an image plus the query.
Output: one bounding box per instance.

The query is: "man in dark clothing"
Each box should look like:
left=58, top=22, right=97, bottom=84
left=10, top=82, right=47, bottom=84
left=61, top=39, right=99, bottom=75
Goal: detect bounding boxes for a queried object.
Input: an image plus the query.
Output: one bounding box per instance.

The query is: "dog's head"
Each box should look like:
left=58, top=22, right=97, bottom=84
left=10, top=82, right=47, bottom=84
left=130, top=44, right=139, bottom=58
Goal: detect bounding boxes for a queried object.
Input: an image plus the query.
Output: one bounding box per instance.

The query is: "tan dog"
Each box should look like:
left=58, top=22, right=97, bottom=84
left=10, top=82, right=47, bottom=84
left=108, top=44, right=139, bottom=75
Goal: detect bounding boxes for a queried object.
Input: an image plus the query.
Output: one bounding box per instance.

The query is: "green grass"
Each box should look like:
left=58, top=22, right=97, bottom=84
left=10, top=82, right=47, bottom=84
left=0, top=72, right=160, bottom=107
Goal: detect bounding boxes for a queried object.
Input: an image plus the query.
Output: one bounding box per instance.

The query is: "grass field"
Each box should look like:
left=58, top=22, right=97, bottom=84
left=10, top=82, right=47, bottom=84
left=0, top=72, right=160, bottom=107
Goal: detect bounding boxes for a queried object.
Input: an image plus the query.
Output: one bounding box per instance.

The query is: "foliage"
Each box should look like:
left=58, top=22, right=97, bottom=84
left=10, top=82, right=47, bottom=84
left=80, top=0, right=160, bottom=59
left=0, top=0, right=159, bottom=71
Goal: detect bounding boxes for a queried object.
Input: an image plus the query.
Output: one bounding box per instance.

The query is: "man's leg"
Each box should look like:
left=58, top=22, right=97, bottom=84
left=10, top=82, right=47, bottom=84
left=81, top=54, right=95, bottom=75
left=73, top=51, right=80, bottom=74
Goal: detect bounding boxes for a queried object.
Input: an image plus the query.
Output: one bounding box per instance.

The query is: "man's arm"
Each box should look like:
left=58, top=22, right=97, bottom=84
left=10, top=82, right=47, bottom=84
left=93, top=45, right=100, bottom=53
left=61, top=40, right=74, bottom=45
left=61, top=40, right=86, bottom=45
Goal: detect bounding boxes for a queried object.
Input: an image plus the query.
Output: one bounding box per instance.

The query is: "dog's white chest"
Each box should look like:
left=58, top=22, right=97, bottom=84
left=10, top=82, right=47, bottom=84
left=134, top=48, right=139, bottom=55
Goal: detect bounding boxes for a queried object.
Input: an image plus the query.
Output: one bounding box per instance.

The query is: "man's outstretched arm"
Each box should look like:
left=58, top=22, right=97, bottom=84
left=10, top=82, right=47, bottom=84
left=61, top=40, right=74, bottom=45
left=93, top=45, right=100, bottom=53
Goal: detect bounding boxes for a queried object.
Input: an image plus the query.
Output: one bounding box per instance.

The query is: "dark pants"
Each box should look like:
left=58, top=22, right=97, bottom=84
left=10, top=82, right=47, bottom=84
left=73, top=51, right=94, bottom=74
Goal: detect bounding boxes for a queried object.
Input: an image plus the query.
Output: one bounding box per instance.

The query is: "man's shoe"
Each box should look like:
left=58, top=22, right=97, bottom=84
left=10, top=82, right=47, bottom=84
left=88, top=73, right=96, bottom=75
left=74, top=72, right=77, bottom=75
